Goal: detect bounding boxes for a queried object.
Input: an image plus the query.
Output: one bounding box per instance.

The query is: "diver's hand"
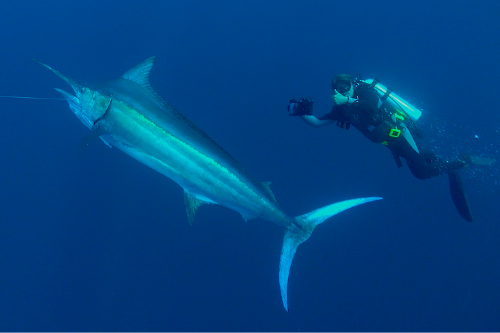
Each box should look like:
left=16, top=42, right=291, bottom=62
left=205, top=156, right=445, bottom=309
left=336, top=121, right=350, bottom=129
left=332, top=90, right=349, bottom=106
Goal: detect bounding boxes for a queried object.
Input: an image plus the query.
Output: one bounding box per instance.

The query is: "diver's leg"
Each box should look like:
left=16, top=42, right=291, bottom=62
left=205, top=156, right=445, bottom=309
left=406, top=150, right=468, bottom=179
left=404, top=151, right=441, bottom=180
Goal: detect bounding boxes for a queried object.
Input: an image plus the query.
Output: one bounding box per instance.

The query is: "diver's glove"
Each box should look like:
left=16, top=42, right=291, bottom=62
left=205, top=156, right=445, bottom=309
left=288, top=98, right=313, bottom=116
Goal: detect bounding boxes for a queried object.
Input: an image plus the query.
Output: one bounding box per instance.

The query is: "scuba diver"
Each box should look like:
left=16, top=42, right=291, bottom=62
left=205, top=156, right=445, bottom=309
left=288, top=74, right=495, bottom=221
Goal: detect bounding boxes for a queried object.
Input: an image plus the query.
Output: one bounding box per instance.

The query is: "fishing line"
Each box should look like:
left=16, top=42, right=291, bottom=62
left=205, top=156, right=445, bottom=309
left=0, top=95, right=65, bottom=100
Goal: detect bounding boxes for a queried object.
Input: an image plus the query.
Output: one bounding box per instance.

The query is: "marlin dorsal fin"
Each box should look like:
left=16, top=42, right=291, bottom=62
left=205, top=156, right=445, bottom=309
left=121, top=57, right=172, bottom=109
left=121, top=57, right=155, bottom=88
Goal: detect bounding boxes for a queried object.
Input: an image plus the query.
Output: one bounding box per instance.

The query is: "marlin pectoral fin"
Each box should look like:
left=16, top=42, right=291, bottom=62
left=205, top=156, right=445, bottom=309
left=79, top=127, right=110, bottom=151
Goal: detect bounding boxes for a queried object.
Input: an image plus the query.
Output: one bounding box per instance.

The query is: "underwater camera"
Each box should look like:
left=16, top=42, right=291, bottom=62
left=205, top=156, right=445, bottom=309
left=288, top=97, right=313, bottom=116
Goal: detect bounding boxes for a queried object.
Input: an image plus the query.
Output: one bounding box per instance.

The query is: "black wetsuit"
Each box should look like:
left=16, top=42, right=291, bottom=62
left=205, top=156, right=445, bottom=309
left=319, top=83, right=466, bottom=180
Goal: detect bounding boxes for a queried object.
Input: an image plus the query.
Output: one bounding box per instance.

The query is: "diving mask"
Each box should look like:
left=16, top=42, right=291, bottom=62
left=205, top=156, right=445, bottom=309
left=334, top=80, right=351, bottom=94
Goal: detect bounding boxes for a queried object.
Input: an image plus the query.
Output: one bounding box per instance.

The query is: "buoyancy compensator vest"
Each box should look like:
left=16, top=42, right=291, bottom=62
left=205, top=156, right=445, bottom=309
left=354, top=77, right=422, bottom=154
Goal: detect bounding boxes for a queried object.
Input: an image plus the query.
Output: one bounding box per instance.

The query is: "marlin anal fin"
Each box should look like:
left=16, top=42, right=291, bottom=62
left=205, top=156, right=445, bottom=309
left=279, top=197, right=382, bottom=311
left=184, top=191, right=203, bottom=225
left=184, top=191, right=217, bottom=225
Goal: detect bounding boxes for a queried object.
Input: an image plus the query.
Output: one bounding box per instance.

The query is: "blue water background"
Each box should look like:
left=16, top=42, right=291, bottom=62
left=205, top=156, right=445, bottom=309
left=0, top=0, right=499, bottom=331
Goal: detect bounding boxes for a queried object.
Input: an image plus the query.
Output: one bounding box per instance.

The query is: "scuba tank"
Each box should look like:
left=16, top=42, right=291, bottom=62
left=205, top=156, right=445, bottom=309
left=361, top=78, right=422, bottom=121
left=356, top=77, right=422, bottom=154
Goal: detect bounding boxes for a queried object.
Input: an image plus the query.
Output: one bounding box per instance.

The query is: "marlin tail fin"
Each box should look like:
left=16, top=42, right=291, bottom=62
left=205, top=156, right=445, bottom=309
left=279, top=197, right=382, bottom=311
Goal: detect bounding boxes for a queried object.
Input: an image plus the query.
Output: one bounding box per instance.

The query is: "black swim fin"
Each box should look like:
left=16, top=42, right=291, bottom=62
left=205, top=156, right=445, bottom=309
left=469, top=155, right=497, bottom=167
left=448, top=170, right=473, bottom=222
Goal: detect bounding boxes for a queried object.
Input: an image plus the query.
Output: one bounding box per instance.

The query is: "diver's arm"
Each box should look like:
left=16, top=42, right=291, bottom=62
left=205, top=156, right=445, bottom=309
left=299, top=114, right=336, bottom=127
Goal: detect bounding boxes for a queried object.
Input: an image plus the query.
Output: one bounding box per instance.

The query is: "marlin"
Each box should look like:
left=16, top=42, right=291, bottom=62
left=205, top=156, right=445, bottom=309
left=35, top=57, right=381, bottom=311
